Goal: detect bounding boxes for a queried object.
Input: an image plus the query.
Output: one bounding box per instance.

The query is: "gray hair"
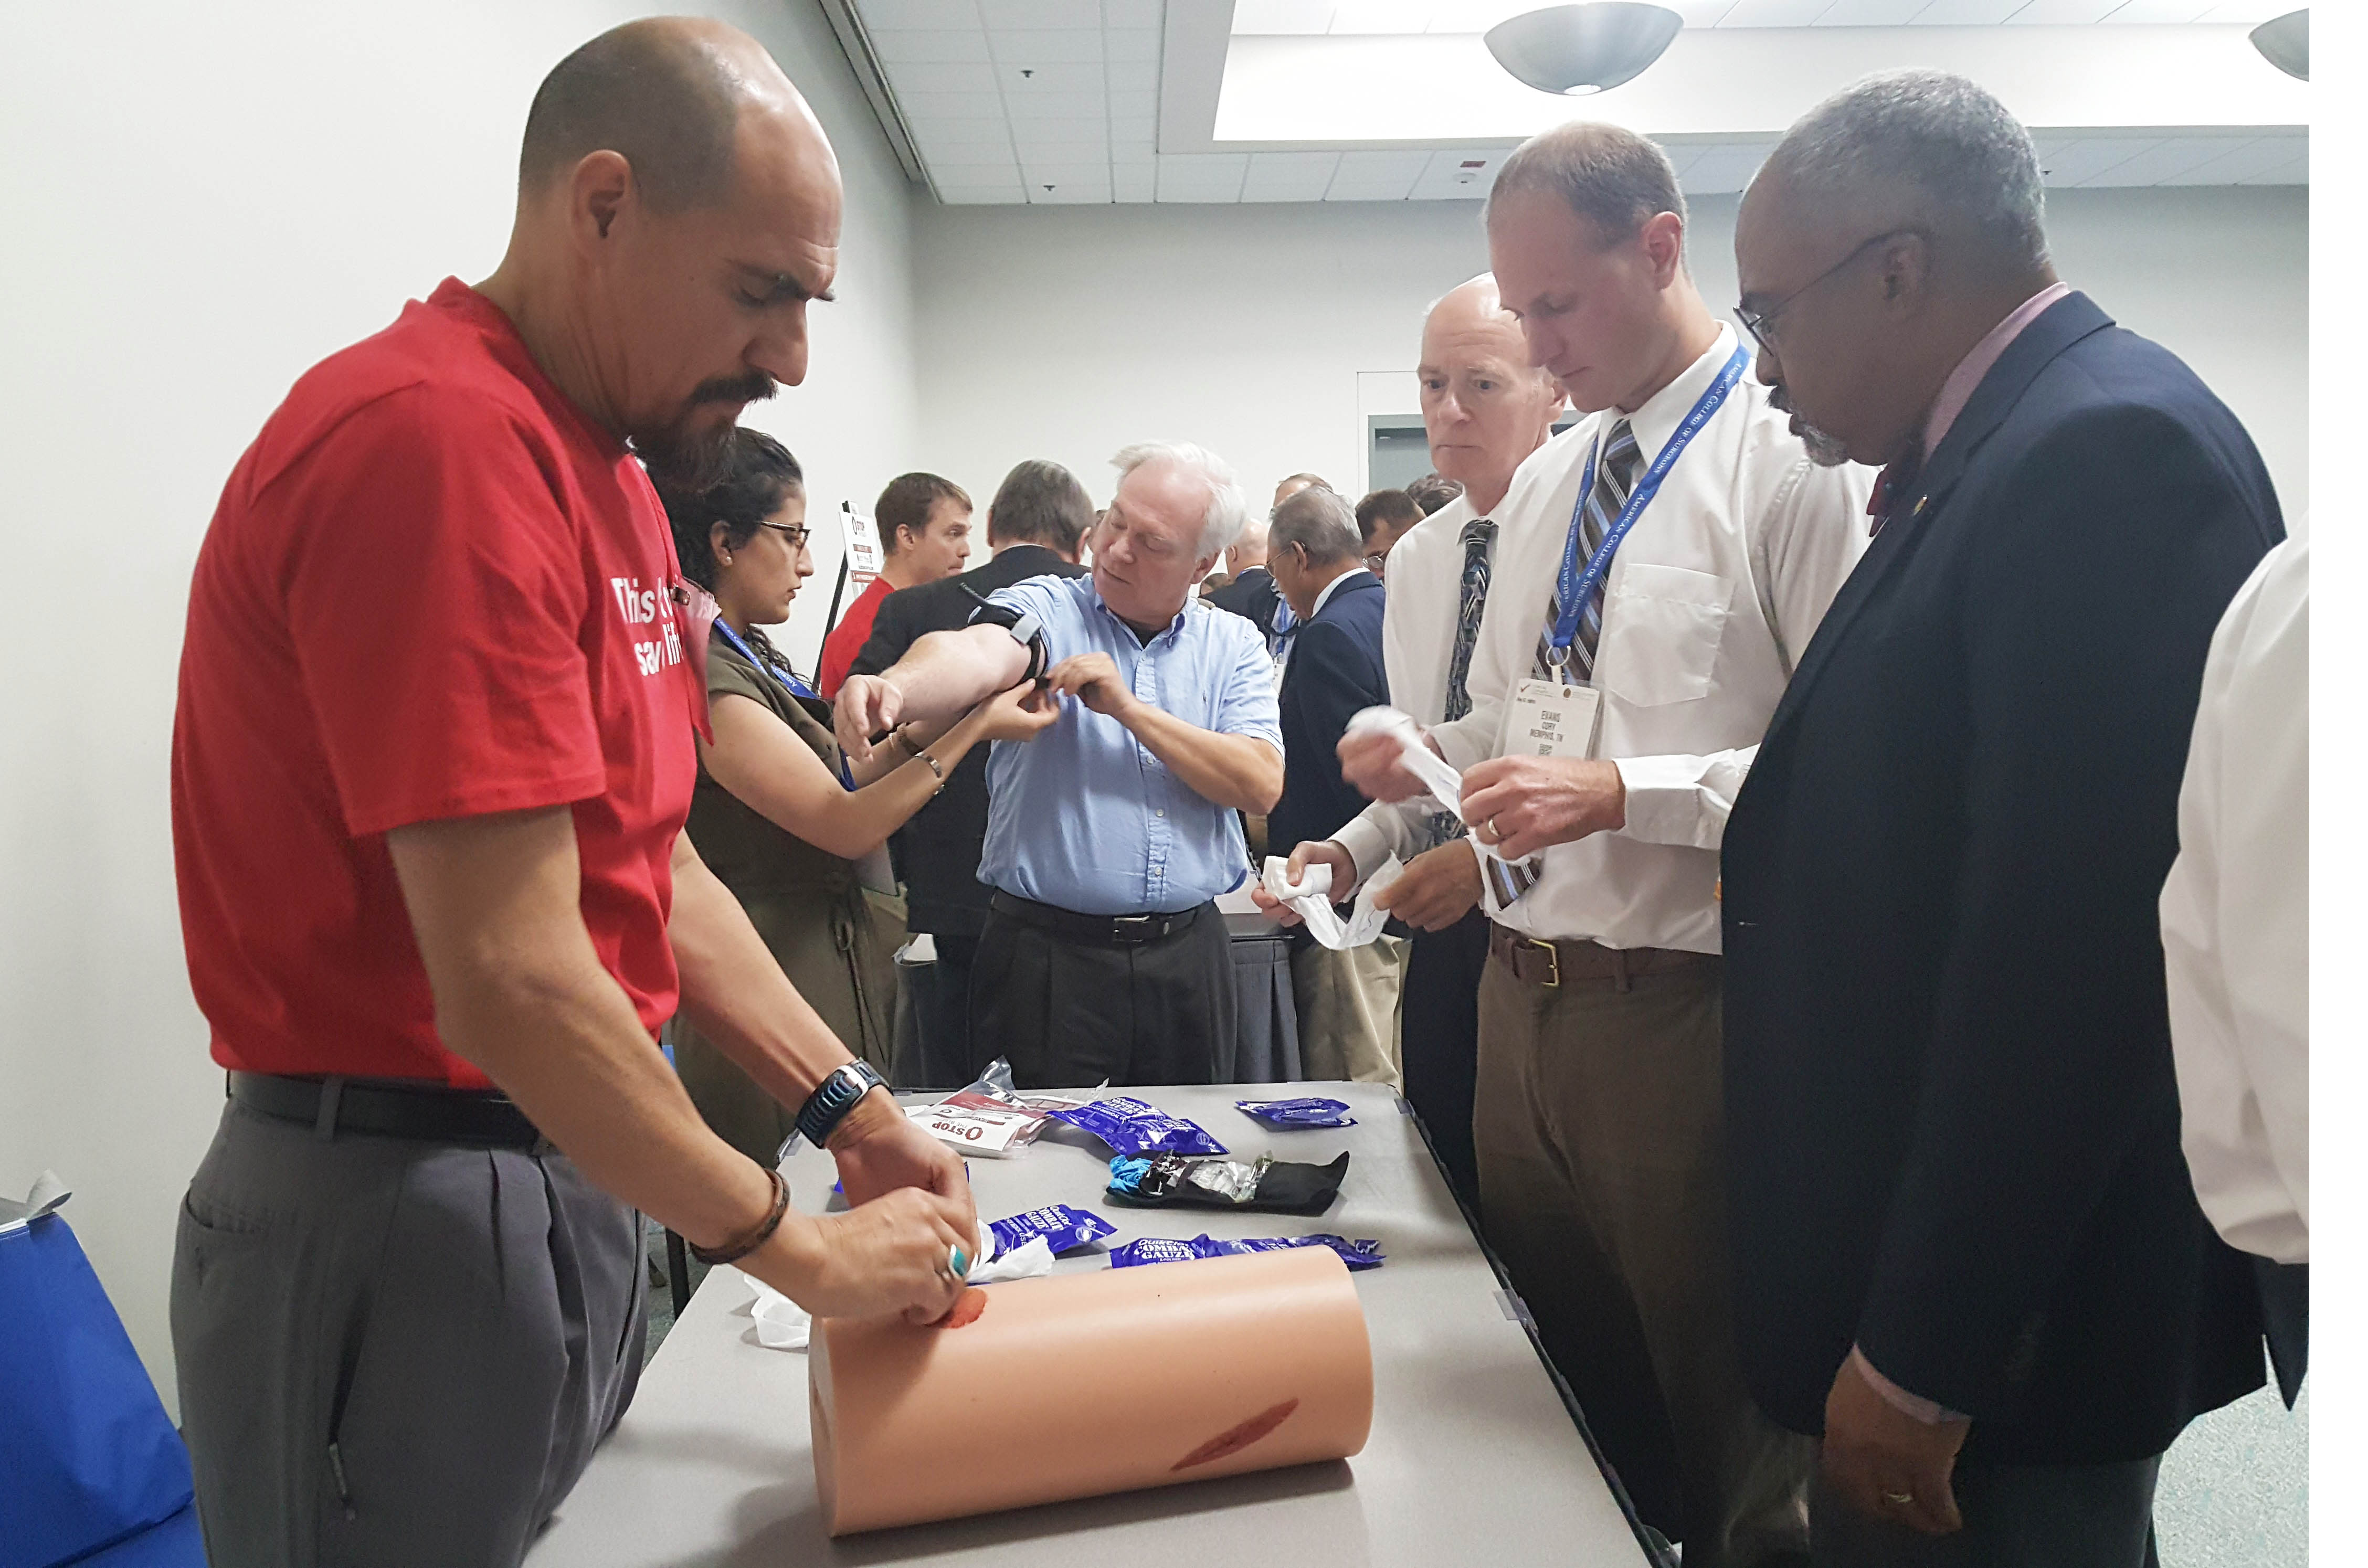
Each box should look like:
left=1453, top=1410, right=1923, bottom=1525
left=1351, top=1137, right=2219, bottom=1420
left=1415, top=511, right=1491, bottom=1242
left=1761, top=69, right=2048, bottom=273
left=1111, top=441, right=1253, bottom=561
left=1271, top=485, right=1363, bottom=568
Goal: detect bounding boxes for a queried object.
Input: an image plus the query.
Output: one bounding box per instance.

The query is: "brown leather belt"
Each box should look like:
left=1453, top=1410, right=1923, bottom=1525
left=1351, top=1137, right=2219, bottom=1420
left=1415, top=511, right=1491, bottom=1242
left=1486, top=923, right=1716, bottom=990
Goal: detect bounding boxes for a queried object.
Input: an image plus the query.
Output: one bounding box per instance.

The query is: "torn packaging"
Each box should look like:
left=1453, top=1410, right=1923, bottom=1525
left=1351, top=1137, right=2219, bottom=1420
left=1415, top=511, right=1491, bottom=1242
left=1107, top=1152, right=1351, bottom=1215
left=810, top=1247, right=1374, bottom=1534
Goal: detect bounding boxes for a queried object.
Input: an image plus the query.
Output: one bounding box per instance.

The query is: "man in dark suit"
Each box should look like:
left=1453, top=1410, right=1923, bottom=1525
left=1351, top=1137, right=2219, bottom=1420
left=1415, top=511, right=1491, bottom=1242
left=1722, top=71, right=2281, bottom=1564
left=1265, top=485, right=1400, bottom=1085
left=850, top=460, right=1091, bottom=1086
left=1208, top=471, right=1325, bottom=655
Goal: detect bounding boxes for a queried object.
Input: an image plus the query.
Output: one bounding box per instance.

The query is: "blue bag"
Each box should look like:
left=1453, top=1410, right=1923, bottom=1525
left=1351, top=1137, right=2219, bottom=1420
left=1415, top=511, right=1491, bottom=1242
left=0, top=1195, right=199, bottom=1568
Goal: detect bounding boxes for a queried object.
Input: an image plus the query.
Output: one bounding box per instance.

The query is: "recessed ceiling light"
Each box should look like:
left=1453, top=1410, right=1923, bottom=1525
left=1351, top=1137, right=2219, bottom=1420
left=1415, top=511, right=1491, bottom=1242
left=1484, top=3, right=1682, bottom=98
left=2251, top=10, right=2307, bottom=82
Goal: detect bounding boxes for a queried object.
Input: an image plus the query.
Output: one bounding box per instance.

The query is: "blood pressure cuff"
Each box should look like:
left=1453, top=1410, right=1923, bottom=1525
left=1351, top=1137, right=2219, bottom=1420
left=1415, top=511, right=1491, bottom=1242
left=964, top=596, right=1051, bottom=685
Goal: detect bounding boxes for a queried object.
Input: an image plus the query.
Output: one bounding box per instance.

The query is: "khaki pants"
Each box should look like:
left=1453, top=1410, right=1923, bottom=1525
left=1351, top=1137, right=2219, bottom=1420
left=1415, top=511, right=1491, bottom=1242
left=1292, top=934, right=1409, bottom=1089
left=1474, top=943, right=1812, bottom=1568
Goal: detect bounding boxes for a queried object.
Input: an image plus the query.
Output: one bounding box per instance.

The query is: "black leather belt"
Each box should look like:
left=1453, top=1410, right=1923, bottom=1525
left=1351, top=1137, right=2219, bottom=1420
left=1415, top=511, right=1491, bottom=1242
left=228, top=1072, right=546, bottom=1150
left=989, top=891, right=1205, bottom=946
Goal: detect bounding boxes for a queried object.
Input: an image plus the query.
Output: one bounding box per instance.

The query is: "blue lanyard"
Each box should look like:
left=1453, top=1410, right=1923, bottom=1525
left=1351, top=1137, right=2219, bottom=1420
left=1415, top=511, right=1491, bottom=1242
left=1547, top=342, right=1751, bottom=664
left=710, top=617, right=818, bottom=701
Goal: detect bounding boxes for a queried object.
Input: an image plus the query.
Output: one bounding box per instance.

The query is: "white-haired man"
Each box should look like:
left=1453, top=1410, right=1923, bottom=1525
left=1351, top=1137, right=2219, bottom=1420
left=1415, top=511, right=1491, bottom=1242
left=839, top=443, right=1283, bottom=1087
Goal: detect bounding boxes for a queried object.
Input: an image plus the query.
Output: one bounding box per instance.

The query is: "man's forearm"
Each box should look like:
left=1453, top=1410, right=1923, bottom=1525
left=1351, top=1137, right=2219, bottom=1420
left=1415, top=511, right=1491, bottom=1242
left=669, top=840, right=858, bottom=1111
left=883, top=626, right=1027, bottom=726
left=1123, top=702, right=1283, bottom=812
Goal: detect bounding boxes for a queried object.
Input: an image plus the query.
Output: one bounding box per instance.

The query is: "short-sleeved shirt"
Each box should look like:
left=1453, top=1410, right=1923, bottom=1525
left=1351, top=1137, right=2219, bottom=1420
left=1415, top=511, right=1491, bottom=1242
left=818, top=575, right=894, bottom=698
left=172, top=278, right=702, bottom=1087
left=976, top=574, right=1283, bottom=916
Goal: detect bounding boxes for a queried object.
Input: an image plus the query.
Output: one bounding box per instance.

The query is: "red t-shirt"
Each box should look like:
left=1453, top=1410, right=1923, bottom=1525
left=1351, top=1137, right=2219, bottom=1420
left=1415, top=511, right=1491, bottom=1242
left=172, top=279, right=701, bottom=1087
left=818, top=575, right=894, bottom=698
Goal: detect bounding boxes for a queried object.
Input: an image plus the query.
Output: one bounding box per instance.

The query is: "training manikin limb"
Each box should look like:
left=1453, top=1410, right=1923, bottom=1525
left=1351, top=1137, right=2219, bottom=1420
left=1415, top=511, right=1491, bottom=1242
left=810, top=1246, right=1374, bottom=1534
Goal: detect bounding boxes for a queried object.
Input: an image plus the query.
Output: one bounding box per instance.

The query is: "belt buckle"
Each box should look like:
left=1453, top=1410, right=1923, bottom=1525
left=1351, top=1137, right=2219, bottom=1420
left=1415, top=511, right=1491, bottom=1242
left=1114, top=914, right=1154, bottom=939
left=1520, top=937, right=1560, bottom=988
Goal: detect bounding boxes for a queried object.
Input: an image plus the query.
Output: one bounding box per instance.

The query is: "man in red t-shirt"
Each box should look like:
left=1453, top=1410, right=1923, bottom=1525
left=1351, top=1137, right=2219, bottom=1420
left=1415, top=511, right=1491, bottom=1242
left=168, top=22, right=975, bottom=1564
left=817, top=471, right=972, bottom=695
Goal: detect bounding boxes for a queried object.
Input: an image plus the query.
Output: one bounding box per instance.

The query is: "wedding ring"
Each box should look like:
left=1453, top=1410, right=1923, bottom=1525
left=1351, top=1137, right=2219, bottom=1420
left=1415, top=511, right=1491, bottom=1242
left=1881, top=1490, right=1915, bottom=1506
left=1487, top=816, right=1501, bottom=841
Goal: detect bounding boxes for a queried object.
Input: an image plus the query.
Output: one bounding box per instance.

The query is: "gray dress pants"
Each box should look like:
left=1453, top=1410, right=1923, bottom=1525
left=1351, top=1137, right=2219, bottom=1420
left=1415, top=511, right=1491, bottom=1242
left=171, top=1099, right=644, bottom=1567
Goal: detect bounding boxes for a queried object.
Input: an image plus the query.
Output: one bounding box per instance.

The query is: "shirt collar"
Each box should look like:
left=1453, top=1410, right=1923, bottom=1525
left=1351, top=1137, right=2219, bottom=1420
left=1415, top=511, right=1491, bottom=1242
left=1623, top=321, right=1741, bottom=465
left=1309, top=566, right=1372, bottom=620
left=1922, top=281, right=2074, bottom=458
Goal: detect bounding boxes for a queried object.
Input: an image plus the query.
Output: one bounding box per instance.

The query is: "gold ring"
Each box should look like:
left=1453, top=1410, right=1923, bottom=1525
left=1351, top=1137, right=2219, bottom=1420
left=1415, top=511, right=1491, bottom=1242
left=1881, top=1490, right=1914, bottom=1506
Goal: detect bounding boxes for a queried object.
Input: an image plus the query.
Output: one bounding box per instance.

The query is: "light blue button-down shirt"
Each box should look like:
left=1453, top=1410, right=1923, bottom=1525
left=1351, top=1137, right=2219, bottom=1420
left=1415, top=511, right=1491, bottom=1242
left=977, top=573, right=1283, bottom=916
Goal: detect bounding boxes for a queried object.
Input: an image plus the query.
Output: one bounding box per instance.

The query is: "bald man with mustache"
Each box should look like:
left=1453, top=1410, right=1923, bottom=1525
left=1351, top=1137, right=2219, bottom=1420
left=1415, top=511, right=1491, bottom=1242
left=170, top=22, right=973, bottom=1563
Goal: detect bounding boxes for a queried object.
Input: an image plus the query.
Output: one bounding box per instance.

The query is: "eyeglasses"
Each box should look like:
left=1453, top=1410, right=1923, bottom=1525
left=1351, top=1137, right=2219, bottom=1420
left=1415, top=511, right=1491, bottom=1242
left=1734, top=228, right=1918, bottom=357
left=757, top=520, right=812, bottom=549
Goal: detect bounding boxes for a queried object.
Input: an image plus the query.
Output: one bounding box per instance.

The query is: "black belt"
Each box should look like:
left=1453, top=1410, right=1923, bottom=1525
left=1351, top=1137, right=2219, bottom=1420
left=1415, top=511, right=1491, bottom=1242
left=228, top=1072, right=546, bottom=1151
left=989, top=891, right=1206, bottom=946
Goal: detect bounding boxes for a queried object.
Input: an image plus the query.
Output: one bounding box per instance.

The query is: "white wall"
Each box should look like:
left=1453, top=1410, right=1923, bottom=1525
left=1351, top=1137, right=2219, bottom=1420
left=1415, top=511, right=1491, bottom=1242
left=0, top=0, right=922, bottom=1414
left=911, top=186, right=2308, bottom=523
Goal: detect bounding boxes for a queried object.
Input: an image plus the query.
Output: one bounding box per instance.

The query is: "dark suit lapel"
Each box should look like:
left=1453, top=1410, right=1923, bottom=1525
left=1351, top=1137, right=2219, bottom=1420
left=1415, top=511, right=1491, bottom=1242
left=1761, top=292, right=2118, bottom=746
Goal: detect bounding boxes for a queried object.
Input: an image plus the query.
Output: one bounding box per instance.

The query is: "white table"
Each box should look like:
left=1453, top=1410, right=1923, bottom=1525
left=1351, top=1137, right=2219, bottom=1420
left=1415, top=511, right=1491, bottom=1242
left=527, top=1082, right=1653, bottom=1565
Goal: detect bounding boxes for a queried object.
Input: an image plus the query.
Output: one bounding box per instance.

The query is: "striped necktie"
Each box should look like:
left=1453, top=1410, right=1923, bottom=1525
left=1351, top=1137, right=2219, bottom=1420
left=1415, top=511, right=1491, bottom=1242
left=1427, top=516, right=1497, bottom=849
left=1536, top=418, right=1642, bottom=683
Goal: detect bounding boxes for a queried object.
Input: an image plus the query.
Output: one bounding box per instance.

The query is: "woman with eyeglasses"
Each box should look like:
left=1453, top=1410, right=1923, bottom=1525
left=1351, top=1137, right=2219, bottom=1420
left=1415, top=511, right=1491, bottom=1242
left=655, top=429, right=1056, bottom=1163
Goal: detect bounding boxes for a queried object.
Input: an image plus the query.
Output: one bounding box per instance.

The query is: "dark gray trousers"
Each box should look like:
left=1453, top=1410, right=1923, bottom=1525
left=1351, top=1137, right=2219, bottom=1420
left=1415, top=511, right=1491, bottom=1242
left=1810, top=1456, right=2162, bottom=1567
left=972, top=900, right=1236, bottom=1089
left=171, top=1100, right=644, bottom=1567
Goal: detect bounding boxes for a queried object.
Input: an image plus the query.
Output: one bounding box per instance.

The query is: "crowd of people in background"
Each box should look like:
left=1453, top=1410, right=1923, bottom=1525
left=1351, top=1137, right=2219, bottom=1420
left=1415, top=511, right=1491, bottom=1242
left=161, top=15, right=2307, bottom=1568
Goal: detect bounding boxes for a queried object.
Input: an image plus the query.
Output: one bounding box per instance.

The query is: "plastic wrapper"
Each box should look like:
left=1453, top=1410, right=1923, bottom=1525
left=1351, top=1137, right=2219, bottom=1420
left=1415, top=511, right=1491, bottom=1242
left=1108, top=1233, right=1384, bottom=1272
left=1048, top=1095, right=1230, bottom=1157
left=1106, top=1151, right=1349, bottom=1215
left=1236, top=1096, right=1358, bottom=1129
left=986, top=1203, right=1117, bottom=1259
left=906, top=1058, right=1094, bottom=1157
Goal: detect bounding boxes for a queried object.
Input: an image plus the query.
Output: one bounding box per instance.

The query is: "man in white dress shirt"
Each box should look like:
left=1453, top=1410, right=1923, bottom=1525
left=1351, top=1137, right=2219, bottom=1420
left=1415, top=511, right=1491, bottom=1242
left=2162, top=529, right=2308, bottom=1405
left=1340, top=124, right=1872, bottom=1566
left=1266, top=274, right=1565, bottom=1206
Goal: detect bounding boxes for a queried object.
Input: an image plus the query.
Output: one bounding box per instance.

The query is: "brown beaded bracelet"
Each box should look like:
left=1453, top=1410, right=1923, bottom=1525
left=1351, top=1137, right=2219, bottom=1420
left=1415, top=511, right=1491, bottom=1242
left=690, top=1166, right=790, bottom=1266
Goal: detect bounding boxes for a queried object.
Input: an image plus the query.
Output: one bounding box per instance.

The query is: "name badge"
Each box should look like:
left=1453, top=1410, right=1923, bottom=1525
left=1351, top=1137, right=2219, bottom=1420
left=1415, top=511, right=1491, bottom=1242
left=1503, top=677, right=1601, bottom=761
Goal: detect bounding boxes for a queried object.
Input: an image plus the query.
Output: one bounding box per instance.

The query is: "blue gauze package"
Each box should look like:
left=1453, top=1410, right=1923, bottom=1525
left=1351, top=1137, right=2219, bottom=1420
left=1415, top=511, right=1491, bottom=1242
left=1048, top=1096, right=1229, bottom=1156
left=986, top=1203, right=1117, bottom=1259
left=1234, top=1097, right=1358, bottom=1129
left=1107, top=1233, right=1384, bottom=1272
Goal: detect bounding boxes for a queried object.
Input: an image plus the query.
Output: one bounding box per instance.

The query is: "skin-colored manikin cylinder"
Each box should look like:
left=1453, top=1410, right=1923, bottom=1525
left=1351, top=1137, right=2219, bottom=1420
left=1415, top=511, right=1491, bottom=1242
left=810, top=1246, right=1375, bottom=1534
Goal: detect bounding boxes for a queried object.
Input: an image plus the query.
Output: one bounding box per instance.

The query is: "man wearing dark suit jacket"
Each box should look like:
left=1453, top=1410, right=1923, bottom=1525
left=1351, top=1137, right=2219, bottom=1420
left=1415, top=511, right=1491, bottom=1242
left=1209, top=472, right=1324, bottom=656
left=1722, top=72, right=2280, bottom=1564
left=1265, top=484, right=1400, bottom=1085
left=850, top=460, right=1092, bottom=1086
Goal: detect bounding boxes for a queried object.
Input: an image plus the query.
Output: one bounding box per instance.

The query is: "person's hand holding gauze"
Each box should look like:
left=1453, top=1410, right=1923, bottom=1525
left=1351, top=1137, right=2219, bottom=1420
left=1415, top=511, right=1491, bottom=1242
left=1249, top=839, right=1358, bottom=928
left=1261, top=854, right=1402, bottom=950
left=744, top=1179, right=977, bottom=1327
left=825, top=1089, right=981, bottom=1267
left=1460, top=755, right=1627, bottom=862
left=1337, top=706, right=1454, bottom=806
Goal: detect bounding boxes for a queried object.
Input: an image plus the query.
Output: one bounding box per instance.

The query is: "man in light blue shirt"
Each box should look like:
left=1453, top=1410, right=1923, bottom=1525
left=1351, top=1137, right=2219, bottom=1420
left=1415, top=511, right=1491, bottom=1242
left=837, top=443, right=1283, bottom=1087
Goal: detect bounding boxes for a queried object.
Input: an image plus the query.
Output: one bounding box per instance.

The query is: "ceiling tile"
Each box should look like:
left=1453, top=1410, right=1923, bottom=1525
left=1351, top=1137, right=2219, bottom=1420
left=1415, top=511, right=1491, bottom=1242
left=1667, top=1, right=1741, bottom=22
left=1103, top=0, right=1165, bottom=24
left=2096, top=1, right=2214, bottom=20
left=1022, top=160, right=1116, bottom=183
left=2034, top=135, right=2159, bottom=183
left=2235, top=148, right=2306, bottom=185
left=979, top=0, right=1101, bottom=24
left=1005, top=90, right=1114, bottom=119
left=883, top=60, right=1000, bottom=94
left=918, top=136, right=1019, bottom=166
left=1326, top=149, right=1429, bottom=199
left=934, top=169, right=1024, bottom=193
left=1107, top=60, right=1161, bottom=93
left=1242, top=151, right=1342, bottom=200
left=2002, top=0, right=2130, bottom=19
left=1031, top=184, right=1115, bottom=205
left=1230, top=0, right=1332, bottom=24
left=995, top=61, right=1106, bottom=94
left=906, top=112, right=1011, bottom=138
left=894, top=90, right=1008, bottom=119
left=2156, top=135, right=2308, bottom=184
left=1158, top=153, right=1251, bottom=202
left=1902, top=0, right=2027, bottom=20
left=1111, top=139, right=1160, bottom=163
left=938, top=188, right=1025, bottom=204
left=1010, top=116, right=1111, bottom=144
left=1409, top=149, right=1501, bottom=198
left=1114, top=164, right=1158, bottom=202
left=987, top=28, right=1103, bottom=63
left=855, top=0, right=982, bottom=28
left=2075, top=134, right=2259, bottom=185
left=1103, top=27, right=1162, bottom=62
left=866, top=29, right=992, bottom=63
left=1715, top=0, right=1834, bottom=23
left=1111, top=110, right=1160, bottom=139
left=1813, top=0, right=1929, bottom=22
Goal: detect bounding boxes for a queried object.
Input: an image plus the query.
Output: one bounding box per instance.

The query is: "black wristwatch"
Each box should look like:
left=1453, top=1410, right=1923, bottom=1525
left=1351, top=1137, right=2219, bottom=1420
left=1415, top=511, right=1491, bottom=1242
left=794, top=1061, right=889, bottom=1150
